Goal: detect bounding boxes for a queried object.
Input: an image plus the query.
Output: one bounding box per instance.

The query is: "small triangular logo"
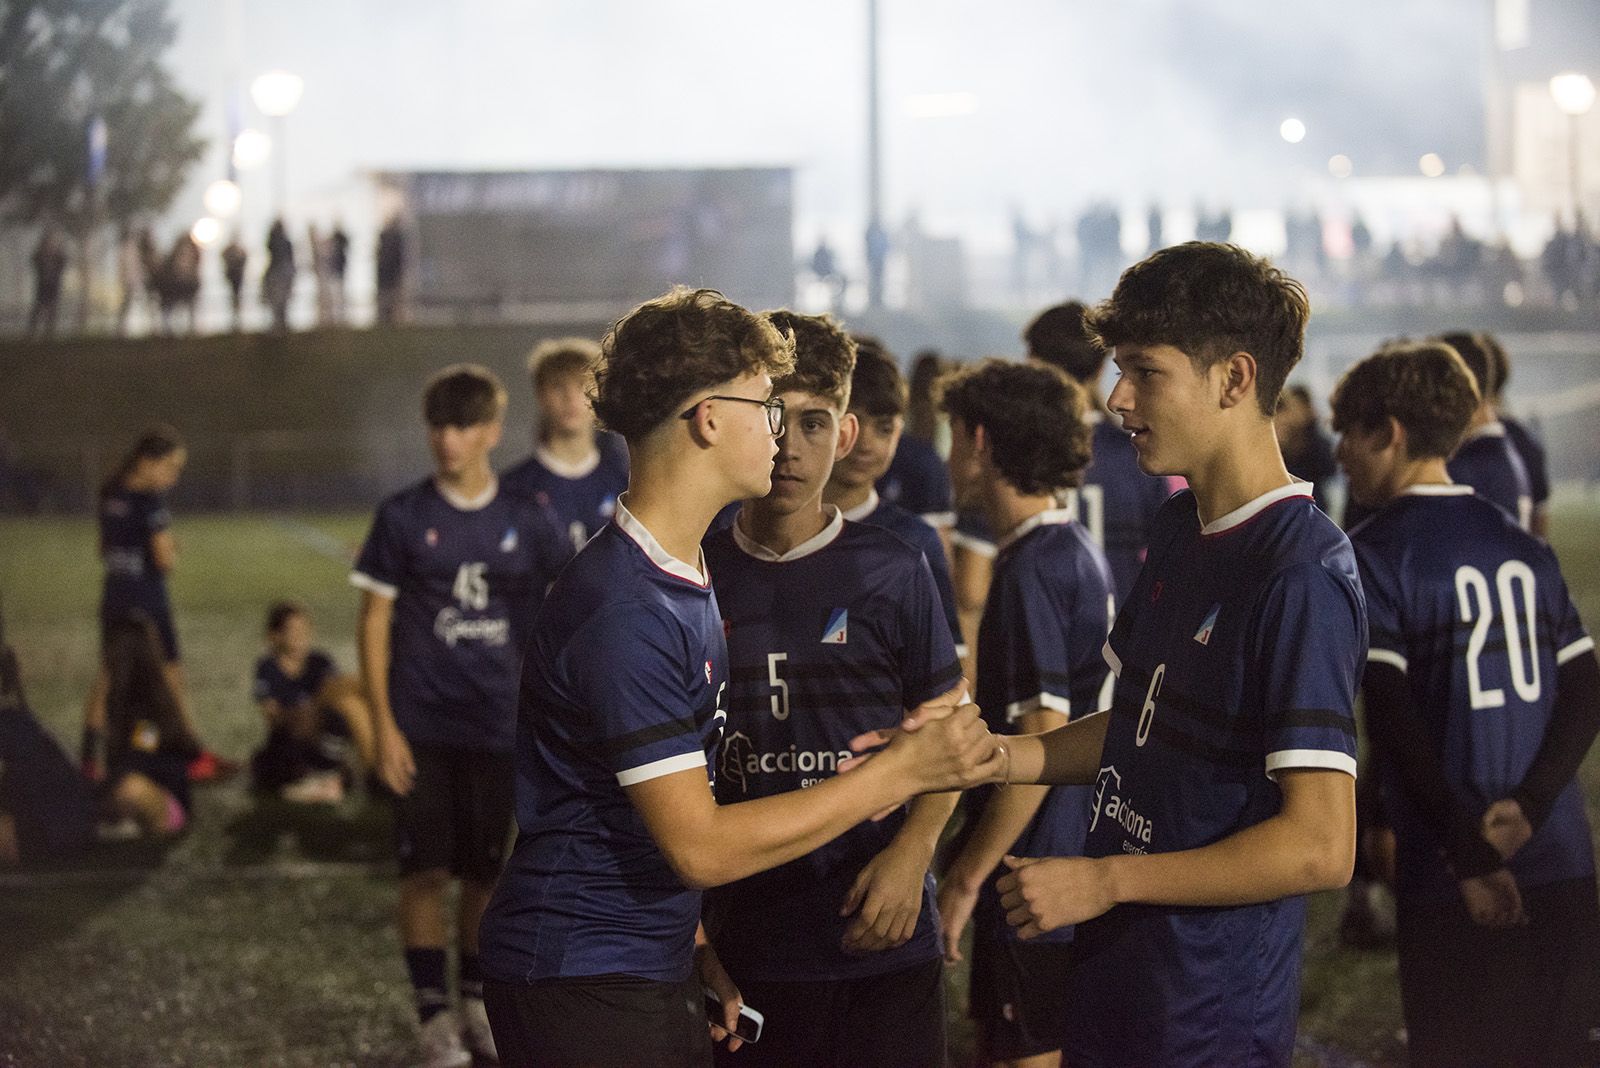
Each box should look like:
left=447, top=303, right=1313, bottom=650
left=1194, top=604, right=1220, bottom=646
left=822, top=608, right=849, bottom=644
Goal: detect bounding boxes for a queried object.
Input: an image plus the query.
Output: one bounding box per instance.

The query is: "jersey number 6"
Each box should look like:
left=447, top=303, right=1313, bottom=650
left=1136, top=663, right=1165, bottom=747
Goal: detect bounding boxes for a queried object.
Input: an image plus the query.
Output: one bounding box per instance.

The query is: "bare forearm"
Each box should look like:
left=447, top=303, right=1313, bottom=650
left=948, top=784, right=1051, bottom=890
left=895, top=790, right=960, bottom=859
left=356, top=599, right=396, bottom=731
left=1008, top=712, right=1108, bottom=786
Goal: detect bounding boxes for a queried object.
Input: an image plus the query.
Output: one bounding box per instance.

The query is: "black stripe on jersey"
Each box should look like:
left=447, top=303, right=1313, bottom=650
left=1401, top=613, right=1562, bottom=651
left=1037, top=669, right=1075, bottom=688
left=599, top=717, right=699, bottom=760
left=1108, top=696, right=1257, bottom=771
left=1279, top=708, right=1356, bottom=737
left=1115, top=660, right=1242, bottom=738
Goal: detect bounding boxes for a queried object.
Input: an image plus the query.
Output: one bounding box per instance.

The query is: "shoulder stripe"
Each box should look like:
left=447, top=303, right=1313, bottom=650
left=1102, top=641, right=1122, bottom=677
left=600, top=717, right=699, bottom=760
left=1005, top=692, right=1071, bottom=723
left=616, top=751, right=707, bottom=787
left=1367, top=648, right=1408, bottom=672
left=1558, top=635, right=1596, bottom=666
left=349, top=571, right=398, bottom=599
left=1265, top=749, right=1357, bottom=780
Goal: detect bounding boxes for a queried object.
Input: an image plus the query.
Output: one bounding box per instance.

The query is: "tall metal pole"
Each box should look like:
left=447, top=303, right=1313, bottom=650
left=1571, top=113, right=1584, bottom=227
left=273, top=113, right=289, bottom=218
left=865, top=0, right=885, bottom=310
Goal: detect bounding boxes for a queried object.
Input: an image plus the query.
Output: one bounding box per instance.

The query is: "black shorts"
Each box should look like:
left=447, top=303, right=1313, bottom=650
left=394, top=743, right=514, bottom=881
left=710, top=957, right=946, bottom=1068
left=967, top=934, right=1074, bottom=1061
left=1397, top=875, right=1600, bottom=1068
left=484, top=973, right=711, bottom=1068
left=101, top=601, right=180, bottom=663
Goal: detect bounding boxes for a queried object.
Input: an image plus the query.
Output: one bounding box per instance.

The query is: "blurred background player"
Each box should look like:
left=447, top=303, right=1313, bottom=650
left=1436, top=330, right=1533, bottom=531
left=1274, top=383, right=1340, bottom=517
left=934, top=359, right=1112, bottom=1068
left=83, top=425, right=236, bottom=786
left=823, top=338, right=965, bottom=660
left=1483, top=332, right=1552, bottom=539
left=248, top=601, right=374, bottom=804
left=97, top=613, right=199, bottom=838
left=351, top=364, right=574, bottom=1068
left=478, top=288, right=1000, bottom=1068
left=501, top=336, right=629, bottom=551
left=702, top=310, right=962, bottom=1068
left=876, top=343, right=957, bottom=539
left=1332, top=340, right=1600, bottom=1068
left=1023, top=299, right=1172, bottom=603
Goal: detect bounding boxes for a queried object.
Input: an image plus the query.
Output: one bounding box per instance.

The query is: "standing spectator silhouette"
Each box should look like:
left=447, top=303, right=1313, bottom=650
left=263, top=219, right=296, bottom=333
left=221, top=235, right=248, bottom=331
left=116, top=227, right=147, bottom=337
left=28, top=227, right=68, bottom=339
left=376, top=215, right=407, bottom=325
left=328, top=223, right=350, bottom=325
left=157, top=234, right=201, bottom=336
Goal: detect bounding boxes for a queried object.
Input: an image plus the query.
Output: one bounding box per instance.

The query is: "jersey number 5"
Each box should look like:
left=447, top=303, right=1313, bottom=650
left=1456, top=561, right=1541, bottom=709
left=767, top=652, right=790, bottom=721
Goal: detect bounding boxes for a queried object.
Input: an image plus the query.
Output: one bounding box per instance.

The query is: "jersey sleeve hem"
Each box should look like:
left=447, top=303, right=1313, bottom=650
left=615, top=751, right=707, bottom=787
left=349, top=571, right=398, bottom=599
left=950, top=530, right=997, bottom=558
left=1102, top=640, right=1122, bottom=677
left=920, top=511, right=956, bottom=529
left=1557, top=635, right=1596, bottom=666
left=1367, top=648, right=1408, bottom=672
left=1265, top=748, right=1357, bottom=780
left=1005, top=692, right=1071, bottom=723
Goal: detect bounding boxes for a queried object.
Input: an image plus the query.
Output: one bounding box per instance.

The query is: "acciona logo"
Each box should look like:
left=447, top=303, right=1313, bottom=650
left=1090, top=765, right=1153, bottom=845
left=718, top=731, right=852, bottom=794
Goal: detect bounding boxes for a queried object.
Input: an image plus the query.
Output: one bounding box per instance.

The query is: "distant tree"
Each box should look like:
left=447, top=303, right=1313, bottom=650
left=0, top=0, right=206, bottom=231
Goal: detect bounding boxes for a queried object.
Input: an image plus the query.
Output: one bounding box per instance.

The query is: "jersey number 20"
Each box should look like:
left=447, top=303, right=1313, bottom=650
left=1455, top=561, right=1540, bottom=709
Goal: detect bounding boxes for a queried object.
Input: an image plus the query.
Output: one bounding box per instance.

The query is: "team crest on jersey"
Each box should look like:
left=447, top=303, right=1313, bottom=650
left=821, top=608, right=849, bottom=644
left=600, top=496, right=618, bottom=518
left=425, top=528, right=439, bottom=547
left=499, top=527, right=518, bottom=553
left=705, top=659, right=714, bottom=685
left=1193, top=604, right=1220, bottom=645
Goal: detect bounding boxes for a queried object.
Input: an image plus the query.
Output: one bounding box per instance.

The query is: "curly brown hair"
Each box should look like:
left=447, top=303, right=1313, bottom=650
left=938, top=358, right=1094, bottom=494
left=1085, top=242, right=1309, bottom=417
left=764, top=310, right=856, bottom=410
left=848, top=340, right=909, bottom=417
left=592, top=287, right=795, bottom=442
left=1329, top=341, right=1480, bottom=460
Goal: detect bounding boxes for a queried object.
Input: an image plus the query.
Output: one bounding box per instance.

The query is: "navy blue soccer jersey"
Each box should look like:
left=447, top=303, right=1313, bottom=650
left=1351, top=485, right=1595, bottom=902
left=1447, top=422, right=1532, bottom=530
left=970, top=510, right=1114, bottom=947
left=501, top=434, right=629, bottom=551
left=701, top=511, right=962, bottom=982
left=99, top=488, right=172, bottom=613
left=479, top=502, right=729, bottom=984
left=1501, top=415, right=1550, bottom=509
left=350, top=478, right=573, bottom=752
left=1068, top=484, right=1365, bottom=1068
left=878, top=435, right=955, bottom=528
left=841, top=489, right=965, bottom=656
left=253, top=651, right=336, bottom=708
left=951, top=508, right=997, bottom=559
left=1078, top=418, right=1172, bottom=602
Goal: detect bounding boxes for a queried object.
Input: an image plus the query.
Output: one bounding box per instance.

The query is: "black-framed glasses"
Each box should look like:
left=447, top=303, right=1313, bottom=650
left=679, top=395, right=786, bottom=438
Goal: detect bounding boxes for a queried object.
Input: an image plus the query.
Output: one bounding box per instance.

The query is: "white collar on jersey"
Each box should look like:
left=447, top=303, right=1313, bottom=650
left=1462, top=420, right=1507, bottom=443
left=839, top=488, right=880, bottom=523
left=534, top=442, right=602, bottom=480
left=1199, top=481, right=1312, bottom=536
left=613, top=494, right=707, bottom=586
left=1401, top=483, right=1473, bottom=497
left=996, top=507, right=1074, bottom=553
left=435, top=476, right=499, bottom=512
left=732, top=506, right=845, bottom=562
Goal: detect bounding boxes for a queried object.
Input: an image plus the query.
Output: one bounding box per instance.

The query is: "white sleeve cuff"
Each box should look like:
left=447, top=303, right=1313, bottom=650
left=1367, top=648, right=1408, bottom=672
left=921, top=511, right=957, bottom=529
left=350, top=571, right=398, bottom=599
left=1557, top=635, right=1596, bottom=666
left=1265, top=749, right=1357, bottom=781
left=1102, top=640, right=1122, bottom=677
left=1005, top=692, right=1071, bottom=723
left=615, top=751, right=707, bottom=787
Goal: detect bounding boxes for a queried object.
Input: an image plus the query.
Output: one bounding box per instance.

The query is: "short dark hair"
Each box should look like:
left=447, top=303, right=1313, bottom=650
left=592, top=287, right=795, bottom=442
left=848, top=340, right=908, bottom=417
left=938, top=358, right=1093, bottom=494
left=1024, top=300, right=1105, bottom=382
left=423, top=365, right=508, bottom=427
left=266, top=600, right=306, bottom=634
left=1278, top=383, right=1314, bottom=413
left=764, top=310, right=855, bottom=411
left=1329, top=341, right=1480, bottom=460
left=1482, top=332, right=1510, bottom=398
left=1436, top=331, right=1496, bottom=399
left=1085, top=242, right=1309, bottom=417
left=528, top=337, right=602, bottom=392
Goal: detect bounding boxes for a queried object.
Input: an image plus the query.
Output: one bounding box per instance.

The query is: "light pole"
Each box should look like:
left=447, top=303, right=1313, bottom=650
left=250, top=71, right=303, bottom=217
left=1549, top=72, right=1595, bottom=225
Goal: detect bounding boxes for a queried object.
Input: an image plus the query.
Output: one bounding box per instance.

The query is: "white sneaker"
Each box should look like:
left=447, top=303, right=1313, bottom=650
left=281, top=770, right=345, bottom=804
left=417, top=1009, right=472, bottom=1068
left=461, top=997, right=499, bottom=1063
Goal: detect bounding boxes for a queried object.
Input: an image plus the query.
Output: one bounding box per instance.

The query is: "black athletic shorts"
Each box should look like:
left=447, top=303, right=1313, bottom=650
left=101, top=598, right=180, bottom=663
left=1397, top=875, right=1600, bottom=1068
left=968, top=934, right=1074, bottom=1061
left=393, top=743, right=513, bottom=880
left=484, top=973, right=711, bottom=1068
left=710, top=956, right=946, bottom=1068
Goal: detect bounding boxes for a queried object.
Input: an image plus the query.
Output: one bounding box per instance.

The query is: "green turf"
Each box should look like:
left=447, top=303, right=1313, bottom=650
left=3, top=498, right=1599, bottom=1066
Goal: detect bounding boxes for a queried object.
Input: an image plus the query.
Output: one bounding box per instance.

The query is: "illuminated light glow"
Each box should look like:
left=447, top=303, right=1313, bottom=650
left=903, top=92, right=980, bottom=119
left=1279, top=118, right=1307, bottom=144
left=1549, top=72, right=1596, bottom=117
left=1328, top=154, right=1353, bottom=178
left=232, top=128, right=271, bottom=171
left=191, top=217, right=223, bottom=247
left=251, top=70, right=304, bottom=118
left=1419, top=153, right=1446, bottom=178
left=204, top=179, right=241, bottom=218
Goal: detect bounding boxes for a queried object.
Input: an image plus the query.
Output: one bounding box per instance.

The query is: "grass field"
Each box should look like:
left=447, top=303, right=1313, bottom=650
left=3, top=498, right=1600, bottom=1067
